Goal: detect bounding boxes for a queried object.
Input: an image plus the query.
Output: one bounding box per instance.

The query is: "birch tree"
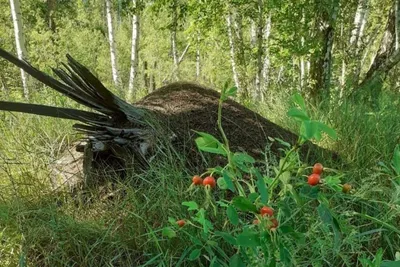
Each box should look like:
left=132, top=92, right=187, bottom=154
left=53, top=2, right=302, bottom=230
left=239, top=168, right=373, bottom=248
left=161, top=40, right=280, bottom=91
left=254, top=0, right=264, bottom=100
left=171, top=0, right=179, bottom=79
left=9, top=0, right=29, bottom=99
left=310, top=0, right=340, bottom=101
left=226, top=13, right=241, bottom=93
left=358, top=0, right=400, bottom=94
left=196, top=32, right=201, bottom=79
left=105, top=0, right=121, bottom=89
left=262, top=13, right=271, bottom=90
left=226, top=7, right=248, bottom=99
left=47, top=0, right=57, bottom=32
left=169, top=0, right=190, bottom=81
left=127, top=0, right=141, bottom=101
left=347, top=0, right=369, bottom=86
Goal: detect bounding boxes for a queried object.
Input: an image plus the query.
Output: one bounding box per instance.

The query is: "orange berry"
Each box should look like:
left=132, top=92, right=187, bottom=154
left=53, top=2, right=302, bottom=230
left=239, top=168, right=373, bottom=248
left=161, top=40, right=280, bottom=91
left=260, top=206, right=274, bottom=217
left=192, top=175, right=203, bottom=185
left=308, top=173, right=321, bottom=186
left=203, top=176, right=216, bottom=188
left=313, top=163, right=324, bottom=175
left=177, top=220, right=185, bottom=227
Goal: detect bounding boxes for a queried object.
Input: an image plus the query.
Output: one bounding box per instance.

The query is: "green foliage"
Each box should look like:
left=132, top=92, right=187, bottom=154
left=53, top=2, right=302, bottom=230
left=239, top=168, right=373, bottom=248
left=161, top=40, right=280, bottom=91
left=158, top=85, right=399, bottom=266
left=1, top=0, right=400, bottom=265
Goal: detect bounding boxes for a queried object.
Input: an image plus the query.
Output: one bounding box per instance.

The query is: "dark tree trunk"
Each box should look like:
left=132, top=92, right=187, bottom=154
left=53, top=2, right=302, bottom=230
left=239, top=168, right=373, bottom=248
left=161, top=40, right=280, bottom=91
left=47, top=0, right=56, bottom=32
left=310, top=1, right=339, bottom=102
left=143, top=61, right=149, bottom=88
left=356, top=1, right=400, bottom=108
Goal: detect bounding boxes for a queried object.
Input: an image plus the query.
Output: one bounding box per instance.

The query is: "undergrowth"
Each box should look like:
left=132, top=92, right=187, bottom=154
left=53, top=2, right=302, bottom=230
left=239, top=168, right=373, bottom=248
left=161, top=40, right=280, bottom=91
left=0, top=87, right=399, bottom=266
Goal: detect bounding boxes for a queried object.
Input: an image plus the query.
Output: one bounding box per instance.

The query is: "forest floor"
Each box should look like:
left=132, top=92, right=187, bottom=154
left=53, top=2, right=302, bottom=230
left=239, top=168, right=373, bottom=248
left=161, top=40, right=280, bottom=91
left=0, top=87, right=399, bottom=266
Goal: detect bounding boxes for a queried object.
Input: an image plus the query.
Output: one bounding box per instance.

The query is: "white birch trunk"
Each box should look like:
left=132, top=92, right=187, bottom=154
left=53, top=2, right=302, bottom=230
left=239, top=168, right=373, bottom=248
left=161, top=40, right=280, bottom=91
left=127, top=0, right=140, bottom=100
left=277, top=66, right=284, bottom=83
left=262, top=14, right=271, bottom=88
left=395, top=0, right=400, bottom=51
left=226, top=14, right=241, bottom=92
left=250, top=20, right=257, bottom=48
left=300, top=36, right=305, bottom=89
left=10, top=0, right=29, bottom=99
left=349, top=0, right=369, bottom=85
left=350, top=0, right=369, bottom=47
left=255, top=0, right=264, bottom=100
left=196, top=32, right=201, bottom=79
left=171, top=30, right=178, bottom=67
left=105, top=0, right=121, bottom=89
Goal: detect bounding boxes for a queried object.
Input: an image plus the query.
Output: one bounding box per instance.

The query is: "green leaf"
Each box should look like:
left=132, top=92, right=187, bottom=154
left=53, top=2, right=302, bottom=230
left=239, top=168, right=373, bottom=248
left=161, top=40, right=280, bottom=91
left=324, top=175, right=342, bottom=191
left=232, top=153, right=253, bottom=173
left=300, top=184, right=320, bottom=199
left=232, top=197, right=258, bottom=213
left=233, top=152, right=255, bottom=164
left=226, top=86, right=238, bottom=97
left=248, top=192, right=259, bottom=202
left=210, top=257, right=222, bottom=267
left=227, top=205, right=239, bottom=226
left=168, top=217, right=176, bottom=224
left=301, top=120, right=318, bottom=140
left=215, top=231, right=237, bottom=245
left=190, top=236, right=203, bottom=246
left=195, top=132, right=227, bottom=155
left=279, top=243, right=291, bottom=266
left=291, top=92, right=306, bottom=110
left=182, top=201, right=199, bottom=211
left=392, top=145, right=400, bottom=175
left=229, top=254, right=245, bottom=267
left=317, top=203, right=342, bottom=250
left=275, top=137, right=292, bottom=148
left=317, top=203, right=333, bottom=225
left=287, top=107, right=309, bottom=121
left=222, top=170, right=236, bottom=192
left=188, top=249, right=201, bottom=261
left=254, top=168, right=269, bottom=204
left=195, top=208, right=213, bottom=233
left=217, top=177, right=228, bottom=190
left=162, top=227, right=176, bottom=238
left=236, top=231, right=260, bottom=247
left=382, top=261, right=400, bottom=267
left=317, top=122, right=338, bottom=140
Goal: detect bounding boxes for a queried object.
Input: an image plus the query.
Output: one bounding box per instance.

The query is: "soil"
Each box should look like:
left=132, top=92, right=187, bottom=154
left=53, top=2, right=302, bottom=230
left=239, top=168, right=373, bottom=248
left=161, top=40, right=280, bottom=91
left=135, top=82, right=337, bottom=166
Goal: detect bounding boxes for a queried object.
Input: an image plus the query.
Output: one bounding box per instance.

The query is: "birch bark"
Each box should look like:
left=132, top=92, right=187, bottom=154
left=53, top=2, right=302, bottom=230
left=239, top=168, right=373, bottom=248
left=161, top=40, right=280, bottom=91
left=10, top=0, right=29, bottom=99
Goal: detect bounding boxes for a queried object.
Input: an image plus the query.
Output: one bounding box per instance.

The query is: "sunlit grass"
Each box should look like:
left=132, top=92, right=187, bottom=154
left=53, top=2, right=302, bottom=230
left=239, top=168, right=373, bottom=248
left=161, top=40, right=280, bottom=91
left=0, top=88, right=399, bottom=266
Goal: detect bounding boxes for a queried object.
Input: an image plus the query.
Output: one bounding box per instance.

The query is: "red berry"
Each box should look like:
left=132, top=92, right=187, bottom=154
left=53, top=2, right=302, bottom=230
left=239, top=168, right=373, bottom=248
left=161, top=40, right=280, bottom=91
left=192, top=175, right=203, bottom=185
left=203, top=176, right=216, bottom=188
left=313, top=163, right=324, bottom=175
left=308, top=173, right=321, bottom=186
left=253, top=219, right=260, bottom=225
left=268, top=218, right=279, bottom=230
left=260, top=206, right=274, bottom=217
left=177, top=220, right=185, bottom=227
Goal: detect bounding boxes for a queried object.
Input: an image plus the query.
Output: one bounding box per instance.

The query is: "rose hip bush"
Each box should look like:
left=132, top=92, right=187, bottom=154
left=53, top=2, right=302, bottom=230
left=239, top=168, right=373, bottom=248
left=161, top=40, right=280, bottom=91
left=161, top=84, right=353, bottom=266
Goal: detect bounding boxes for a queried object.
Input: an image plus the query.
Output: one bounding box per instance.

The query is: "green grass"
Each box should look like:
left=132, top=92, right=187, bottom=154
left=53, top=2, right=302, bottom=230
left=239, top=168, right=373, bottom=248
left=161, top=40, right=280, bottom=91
left=0, top=89, right=399, bottom=266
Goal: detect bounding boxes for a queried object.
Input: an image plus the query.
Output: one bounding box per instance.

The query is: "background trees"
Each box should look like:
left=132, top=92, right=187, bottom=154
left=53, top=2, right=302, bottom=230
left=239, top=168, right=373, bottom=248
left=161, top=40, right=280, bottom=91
left=0, top=0, right=398, bottom=104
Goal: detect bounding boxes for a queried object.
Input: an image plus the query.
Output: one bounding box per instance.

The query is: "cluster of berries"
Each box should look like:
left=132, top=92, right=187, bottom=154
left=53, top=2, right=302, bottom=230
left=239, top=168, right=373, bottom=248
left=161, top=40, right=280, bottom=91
left=307, top=163, right=324, bottom=186
left=192, top=175, right=216, bottom=188
left=253, top=206, right=279, bottom=230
